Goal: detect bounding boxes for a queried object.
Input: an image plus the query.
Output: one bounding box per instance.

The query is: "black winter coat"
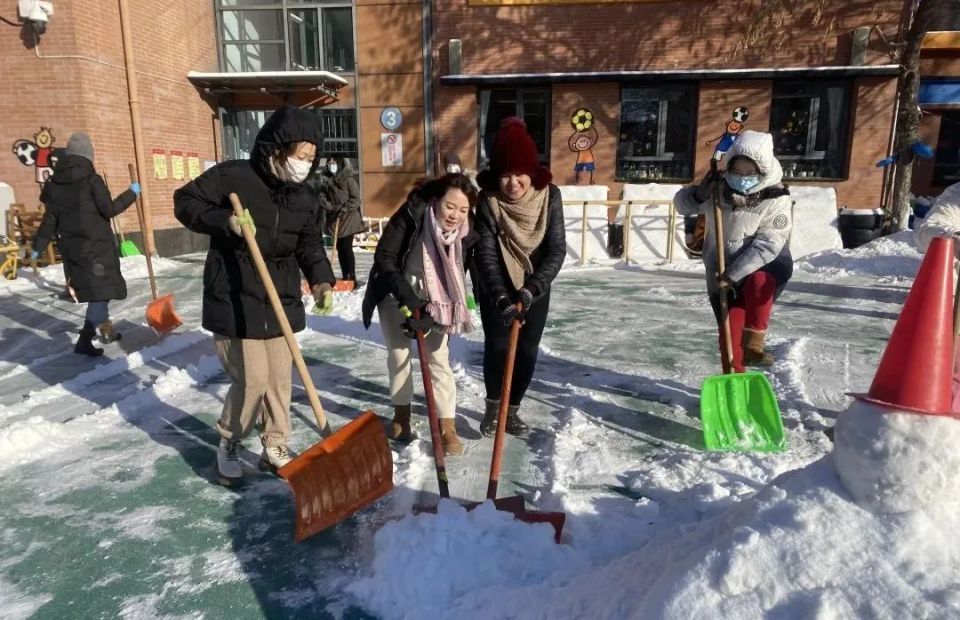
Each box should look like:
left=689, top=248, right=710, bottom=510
left=362, top=191, right=478, bottom=328
left=474, top=184, right=566, bottom=304
left=34, top=154, right=137, bottom=303
left=173, top=106, right=335, bottom=339
left=320, top=168, right=364, bottom=238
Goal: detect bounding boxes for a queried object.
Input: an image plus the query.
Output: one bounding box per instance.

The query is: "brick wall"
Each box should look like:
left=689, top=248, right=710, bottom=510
left=0, top=0, right=218, bottom=243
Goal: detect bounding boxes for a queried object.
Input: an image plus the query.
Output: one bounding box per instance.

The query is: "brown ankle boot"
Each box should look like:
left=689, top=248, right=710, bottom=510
left=439, top=418, right=464, bottom=456
left=389, top=404, right=414, bottom=442
left=742, top=328, right=774, bottom=367
left=98, top=320, right=121, bottom=344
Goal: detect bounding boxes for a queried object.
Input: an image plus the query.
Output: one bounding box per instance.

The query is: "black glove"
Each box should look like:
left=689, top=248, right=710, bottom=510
left=402, top=307, right=436, bottom=339
left=515, top=286, right=534, bottom=309
left=497, top=295, right=521, bottom=326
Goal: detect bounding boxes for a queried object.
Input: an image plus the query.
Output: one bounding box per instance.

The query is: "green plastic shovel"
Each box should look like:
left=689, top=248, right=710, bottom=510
left=699, top=160, right=785, bottom=452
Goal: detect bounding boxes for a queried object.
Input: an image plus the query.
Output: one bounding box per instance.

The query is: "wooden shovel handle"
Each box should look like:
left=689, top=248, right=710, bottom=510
left=415, top=311, right=450, bottom=499
left=229, top=193, right=331, bottom=436
left=487, top=307, right=522, bottom=500
left=711, top=160, right=735, bottom=374
left=128, top=163, right=158, bottom=300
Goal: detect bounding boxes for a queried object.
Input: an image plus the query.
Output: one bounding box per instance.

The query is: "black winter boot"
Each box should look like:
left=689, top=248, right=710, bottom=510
left=480, top=398, right=499, bottom=437
left=75, top=322, right=104, bottom=357
left=505, top=404, right=529, bottom=437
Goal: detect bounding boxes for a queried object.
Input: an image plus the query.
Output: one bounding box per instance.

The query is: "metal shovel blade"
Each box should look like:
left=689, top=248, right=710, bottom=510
left=279, top=410, right=394, bottom=542
left=413, top=494, right=564, bottom=543
left=700, top=371, right=786, bottom=452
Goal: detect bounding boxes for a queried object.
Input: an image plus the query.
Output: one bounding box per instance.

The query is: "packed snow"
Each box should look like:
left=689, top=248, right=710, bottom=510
left=0, top=232, right=956, bottom=619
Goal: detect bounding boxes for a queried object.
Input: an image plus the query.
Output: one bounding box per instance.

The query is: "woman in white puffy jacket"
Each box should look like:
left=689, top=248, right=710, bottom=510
left=674, top=131, right=793, bottom=372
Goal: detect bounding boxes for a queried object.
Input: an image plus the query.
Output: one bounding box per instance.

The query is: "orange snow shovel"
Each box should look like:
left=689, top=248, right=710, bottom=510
left=329, top=219, right=355, bottom=293
left=129, top=164, right=182, bottom=335
left=228, top=193, right=393, bottom=542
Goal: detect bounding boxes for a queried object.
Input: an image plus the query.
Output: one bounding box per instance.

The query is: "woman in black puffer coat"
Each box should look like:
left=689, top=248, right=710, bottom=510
left=474, top=117, right=566, bottom=438
left=174, top=105, right=335, bottom=486
left=33, top=132, right=140, bottom=356
left=319, top=156, right=363, bottom=283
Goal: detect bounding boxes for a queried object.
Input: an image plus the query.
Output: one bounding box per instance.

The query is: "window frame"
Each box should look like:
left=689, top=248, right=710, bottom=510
left=615, top=82, right=699, bottom=184
left=215, top=0, right=354, bottom=73
left=769, top=80, right=853, bottom=181
left=932, top=111, right=960, bottom=187
left=476, top=87, right=553, bottom=170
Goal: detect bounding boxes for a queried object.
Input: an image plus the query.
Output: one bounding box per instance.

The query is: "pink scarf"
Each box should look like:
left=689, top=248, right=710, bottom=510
left=421, top=200, right=473, bottom=335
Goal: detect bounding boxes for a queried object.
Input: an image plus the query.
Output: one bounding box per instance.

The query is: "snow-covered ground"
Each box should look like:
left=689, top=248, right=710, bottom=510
left=0, top=233, right=951, bottom=619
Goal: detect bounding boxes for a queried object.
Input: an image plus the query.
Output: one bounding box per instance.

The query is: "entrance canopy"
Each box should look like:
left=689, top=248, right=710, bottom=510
left=187, top=71, right=349, bottom=108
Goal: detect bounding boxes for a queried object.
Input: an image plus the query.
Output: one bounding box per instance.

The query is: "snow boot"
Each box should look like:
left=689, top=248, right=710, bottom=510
left=389, top=404, right=415, bottom=442
left=74, top=322, right=104, bottom=357
left=743, top=328, right=775, bottom=367
left=440, top=418, right=464, bottom=456
left=607, top=223, right=624, bottom=258
left=259, top=444, right=294, bottom=474
left=505, top=404, right=529, bottom=437
left=98, top=320, right=121, bottom=344
left=480, top=398, right=499, bottom=437
left=216, top=438, right=243, bottom=486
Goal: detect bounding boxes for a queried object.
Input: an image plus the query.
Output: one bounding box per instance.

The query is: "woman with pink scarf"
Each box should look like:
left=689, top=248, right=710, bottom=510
left=362, top=174, right=479, bottom=455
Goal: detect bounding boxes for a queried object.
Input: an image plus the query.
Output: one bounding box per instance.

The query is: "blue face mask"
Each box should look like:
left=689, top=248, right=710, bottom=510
left=725, top=173, right=761, bottom=194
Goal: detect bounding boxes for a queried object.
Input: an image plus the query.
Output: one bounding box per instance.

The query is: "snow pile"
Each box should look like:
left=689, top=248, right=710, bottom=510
left=559, top=185, right=611, bottom=265
left=788, top=185, right=842, bottom=258
left=796, top=230, right=922, bottom=279
left=834, top=401, right=960, bottom=516
left=348, top=499, right=583, bottom=619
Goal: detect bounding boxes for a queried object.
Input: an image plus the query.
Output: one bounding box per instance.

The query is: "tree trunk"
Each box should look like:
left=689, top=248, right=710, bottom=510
left=891, top=0, right=940, bottom=231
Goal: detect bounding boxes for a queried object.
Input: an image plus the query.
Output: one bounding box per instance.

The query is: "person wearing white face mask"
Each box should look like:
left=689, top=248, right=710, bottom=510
left=674, top=130, right=793, bottom=372
left=174, top=106, right=336, bottom=486
left=319, top=155, right=364, bottom=285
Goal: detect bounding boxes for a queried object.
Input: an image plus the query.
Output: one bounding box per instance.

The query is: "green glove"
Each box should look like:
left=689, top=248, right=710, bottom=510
left=229, top=208, right=256, bottom=237
left=311, top=283, right=334, bottom=316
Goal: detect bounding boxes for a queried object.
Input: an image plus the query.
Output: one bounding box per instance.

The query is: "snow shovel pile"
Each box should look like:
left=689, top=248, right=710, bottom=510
left=229, top=193, right=394, bottom=542
left=129, top=164, right=182, bottom=335
left=699, top=161, right=785, bottom=452
left=414, top=308, right=566, bottom=543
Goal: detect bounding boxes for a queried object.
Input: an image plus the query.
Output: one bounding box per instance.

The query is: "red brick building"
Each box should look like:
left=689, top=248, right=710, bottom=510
left=2, top=0, right=959, bottom=256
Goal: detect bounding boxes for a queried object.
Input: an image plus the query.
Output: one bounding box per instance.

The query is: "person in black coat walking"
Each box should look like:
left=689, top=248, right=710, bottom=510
left=174, top=106, right=335, bottom=486
left=319, top=156, right=363, bottom=283
left=474, top=117, right=566, bottom=437
left=32, top=132, right=140, bottom=356
left=362, top=174, right=479, bottom=455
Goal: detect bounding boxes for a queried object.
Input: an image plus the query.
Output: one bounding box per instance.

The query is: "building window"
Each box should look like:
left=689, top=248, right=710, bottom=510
left=616, top=85, right=697, bottom=183
left=478, top=88, right=551, bottom=169
left=217, top=1, right=354, bottom=73
left=222, top=108, right=358, bottom=168
left=770, top=82, right=851, bottom=180
left=933, top=112, right=960, bottom=187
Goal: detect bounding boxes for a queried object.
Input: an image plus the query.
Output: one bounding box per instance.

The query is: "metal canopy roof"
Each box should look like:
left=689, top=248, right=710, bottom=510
left=187, top=71, right=349, bottom=106
left=440, top=65, right=901, bottom=86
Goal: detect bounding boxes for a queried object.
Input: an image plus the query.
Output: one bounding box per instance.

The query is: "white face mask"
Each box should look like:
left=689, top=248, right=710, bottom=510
left=327, top=163, right=339, bottom=175
left=446, top=165, right=461, bottom=174
left=283, top=158, right=313, bottom=183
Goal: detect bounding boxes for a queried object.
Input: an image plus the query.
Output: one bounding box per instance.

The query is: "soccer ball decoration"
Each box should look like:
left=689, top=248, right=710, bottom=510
left=571, top=108, right=594, bottom=131
left=732, top=106, right=750, bottom=123
left=12, top=140, right=37, bottom=167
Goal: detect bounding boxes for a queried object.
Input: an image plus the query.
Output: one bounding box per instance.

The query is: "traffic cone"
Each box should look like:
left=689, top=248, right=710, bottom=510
left=854, top=236, right=955, bottom=416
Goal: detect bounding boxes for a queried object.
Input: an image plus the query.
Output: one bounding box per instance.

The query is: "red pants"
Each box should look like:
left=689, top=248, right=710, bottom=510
left=718, top=271, right=777, bottom=373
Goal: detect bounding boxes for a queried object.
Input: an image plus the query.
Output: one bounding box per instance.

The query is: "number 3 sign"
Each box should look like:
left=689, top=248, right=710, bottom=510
left=380, top=107, right=403, bottom=131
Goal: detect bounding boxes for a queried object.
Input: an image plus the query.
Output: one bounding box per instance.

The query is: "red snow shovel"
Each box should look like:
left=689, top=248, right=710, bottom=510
left=228, top=193, right=394, bottom=542
left=413, top=310, right=565, bottom=542
left=129, top=164, right=182, bottom=335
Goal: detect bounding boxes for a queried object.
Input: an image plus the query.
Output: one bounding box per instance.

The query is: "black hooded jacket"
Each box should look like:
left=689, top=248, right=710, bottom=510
left=34, top=154, right=137, bottom=303
left=174, top=106, right=335, bottom=339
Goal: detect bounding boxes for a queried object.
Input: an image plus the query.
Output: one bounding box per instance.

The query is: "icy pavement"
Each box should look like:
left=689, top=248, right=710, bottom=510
left=0, top=247, right=909, bottom=618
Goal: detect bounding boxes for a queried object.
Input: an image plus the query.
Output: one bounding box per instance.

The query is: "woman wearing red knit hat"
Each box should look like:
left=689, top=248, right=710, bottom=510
left=474, top=117, right=566, bottom=437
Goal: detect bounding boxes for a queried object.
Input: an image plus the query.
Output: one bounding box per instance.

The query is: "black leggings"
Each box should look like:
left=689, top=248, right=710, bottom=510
left=336, top=234, right=355, bottom=280
left=479, top=291, right=550, bottom=406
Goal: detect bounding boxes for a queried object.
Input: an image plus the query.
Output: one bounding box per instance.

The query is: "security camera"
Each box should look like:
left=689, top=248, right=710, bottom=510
left=18, top=0, right=54, bottom=35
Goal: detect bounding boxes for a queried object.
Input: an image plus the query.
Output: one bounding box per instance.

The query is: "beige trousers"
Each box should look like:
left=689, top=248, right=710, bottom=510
left=214, top=335, right=293, bottom=447
left=378, top=300, right=456, bottom=419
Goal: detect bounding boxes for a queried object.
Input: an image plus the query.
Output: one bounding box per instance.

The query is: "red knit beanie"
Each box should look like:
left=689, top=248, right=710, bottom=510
left=478, top=117, right=552, bottom=192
